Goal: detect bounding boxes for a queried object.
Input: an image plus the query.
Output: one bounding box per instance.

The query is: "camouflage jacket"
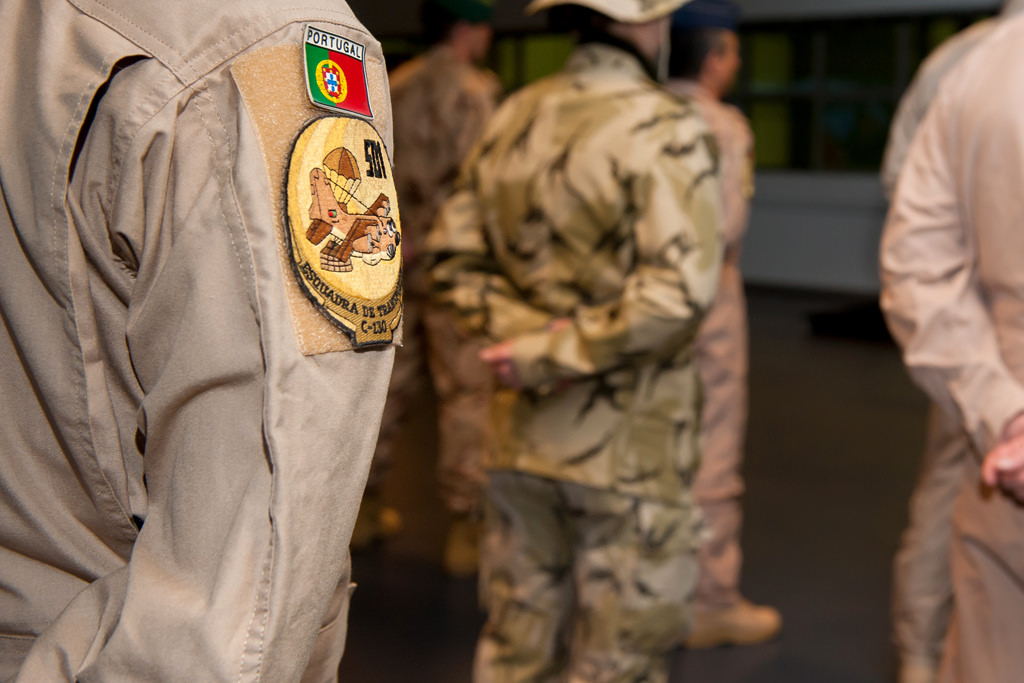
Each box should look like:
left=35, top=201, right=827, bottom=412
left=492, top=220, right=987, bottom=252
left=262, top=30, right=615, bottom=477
left=390, top=45, right=500, bottom=295
left=427, top=42, right=723, bottom=504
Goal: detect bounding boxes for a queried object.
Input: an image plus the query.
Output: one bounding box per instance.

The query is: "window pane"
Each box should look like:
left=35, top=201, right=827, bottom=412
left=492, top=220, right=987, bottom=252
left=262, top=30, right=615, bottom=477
left=750, top=99, right=813, bottom=170
left=822, top=101, right=894, bottom=171
left=745, top=31, right=815, bottom=95
left=824, top=24, right=897, bottom=91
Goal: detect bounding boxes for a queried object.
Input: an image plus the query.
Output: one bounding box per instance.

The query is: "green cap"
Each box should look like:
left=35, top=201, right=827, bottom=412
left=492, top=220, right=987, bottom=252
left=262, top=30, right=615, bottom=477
left=433, top=0, right=495, bottom=22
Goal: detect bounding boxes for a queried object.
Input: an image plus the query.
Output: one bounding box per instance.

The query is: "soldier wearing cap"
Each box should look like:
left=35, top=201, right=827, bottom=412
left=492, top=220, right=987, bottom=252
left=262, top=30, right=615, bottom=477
left=352, top=0, right=500, bottom=571
left=427, top=0, right=722, bottom=679
left=666, top=0, right=782, bottom=650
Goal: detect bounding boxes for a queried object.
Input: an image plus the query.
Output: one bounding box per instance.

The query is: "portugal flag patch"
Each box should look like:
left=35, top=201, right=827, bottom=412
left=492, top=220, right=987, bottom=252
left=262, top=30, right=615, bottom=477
left=304, top=26, right=373, bottom=118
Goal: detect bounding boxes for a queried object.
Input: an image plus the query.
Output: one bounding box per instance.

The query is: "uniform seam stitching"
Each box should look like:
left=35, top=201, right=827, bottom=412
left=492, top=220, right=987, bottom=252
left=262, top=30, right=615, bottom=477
left=237, top=541, right=274, bottom=682
left=101, top=73, right=189, bottom=220
left=54, top=48, right=140, bottom=536
left=178, top=14, right=382, bottom=104
left=74, top=0, right=195, bottom=82
left=73, top=1, right=382, bottom=87
left=193, top=82, right=259, bottom=297
left=188, top=9, right=363, bottom=67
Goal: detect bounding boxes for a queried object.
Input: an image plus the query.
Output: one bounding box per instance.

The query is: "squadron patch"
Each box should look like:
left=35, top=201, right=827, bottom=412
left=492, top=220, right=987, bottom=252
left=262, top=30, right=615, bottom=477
left=286, top=116, right=402, bottom=346
left=304, top=26, right=373, bottom=118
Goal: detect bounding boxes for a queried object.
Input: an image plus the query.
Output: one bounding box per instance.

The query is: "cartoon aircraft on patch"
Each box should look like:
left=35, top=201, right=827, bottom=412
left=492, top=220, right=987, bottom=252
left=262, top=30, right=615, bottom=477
left=306, top=146, right=400, bottom=273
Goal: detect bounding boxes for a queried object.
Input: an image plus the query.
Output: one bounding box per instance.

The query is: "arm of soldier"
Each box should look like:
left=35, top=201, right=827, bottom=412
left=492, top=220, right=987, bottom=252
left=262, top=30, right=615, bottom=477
left=63, top=30, right=391, bottom=682
left=880, top=78, right=930, bottom=200
left=505, top=138, right=724, bottom=390
left=880, top=27, right=964, bottom=201
left=719, top=109, right=754, bottom=248
left=427, top=184, right=551, bottom=343
left=880, top=88, right=1024, bottom=456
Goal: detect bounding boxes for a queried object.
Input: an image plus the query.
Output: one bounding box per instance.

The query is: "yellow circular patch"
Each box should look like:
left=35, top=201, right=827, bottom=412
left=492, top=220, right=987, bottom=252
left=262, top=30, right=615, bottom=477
left=315, top=59, right=348, bottom=104
left=286, top=117, right=402, bottom=346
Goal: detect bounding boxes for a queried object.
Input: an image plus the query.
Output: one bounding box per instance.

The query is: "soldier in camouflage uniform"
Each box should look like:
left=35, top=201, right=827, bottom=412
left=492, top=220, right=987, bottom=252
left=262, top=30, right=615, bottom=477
left=352, top=0, right=499, bottom=557
left=427, top=0, right=722, bottom=679
left=666, top=0, right=782, bottom=650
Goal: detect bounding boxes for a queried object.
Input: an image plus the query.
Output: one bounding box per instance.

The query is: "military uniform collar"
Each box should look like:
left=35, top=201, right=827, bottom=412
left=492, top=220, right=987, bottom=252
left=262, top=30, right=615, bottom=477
left=667, top=78, right=715, bottom=102
left=565, top=41, right=658, bottom=83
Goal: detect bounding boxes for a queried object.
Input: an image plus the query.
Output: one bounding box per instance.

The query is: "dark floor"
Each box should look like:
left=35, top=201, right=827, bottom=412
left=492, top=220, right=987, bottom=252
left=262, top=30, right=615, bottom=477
left=338, top=287, right=930, bottom=683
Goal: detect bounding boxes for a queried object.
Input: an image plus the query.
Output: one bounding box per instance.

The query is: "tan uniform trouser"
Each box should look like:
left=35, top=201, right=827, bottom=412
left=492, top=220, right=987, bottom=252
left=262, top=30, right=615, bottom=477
left=366, top=296, right=425, bottom=494
left=367, top=296, right=489, bottom=515
left=893, top=403, right=966, bottom=667
left=423, top=306, right=491, bottom=515
left=692, top=260, right=747, bottom=610
left=939, top=454, right=1024, bottom=682
left=937, top=450, right=1024, bottom=679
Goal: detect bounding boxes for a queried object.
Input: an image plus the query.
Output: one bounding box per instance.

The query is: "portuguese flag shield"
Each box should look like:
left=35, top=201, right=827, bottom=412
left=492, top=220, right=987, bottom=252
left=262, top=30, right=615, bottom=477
left=304, top=26, right=373, bottom=118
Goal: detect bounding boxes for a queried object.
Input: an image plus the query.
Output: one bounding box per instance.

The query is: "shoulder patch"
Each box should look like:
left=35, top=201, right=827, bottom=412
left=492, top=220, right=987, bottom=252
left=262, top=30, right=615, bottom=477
left=286, top=116, right=402, bottom=347
left=304, top=26, right=373, bottom=119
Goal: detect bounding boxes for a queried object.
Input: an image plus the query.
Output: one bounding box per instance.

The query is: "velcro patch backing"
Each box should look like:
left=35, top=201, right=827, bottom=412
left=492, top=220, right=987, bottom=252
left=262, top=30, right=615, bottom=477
left=232, top=44, right=403, bottom=353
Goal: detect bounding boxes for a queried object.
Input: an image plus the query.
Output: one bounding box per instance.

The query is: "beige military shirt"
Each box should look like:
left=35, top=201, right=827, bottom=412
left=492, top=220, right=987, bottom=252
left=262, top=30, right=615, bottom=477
left=881, top=11, right=1024, bottom=456
left=428, top=43, right=722, bottom=505
left=0, top=1, right=398, bottom=680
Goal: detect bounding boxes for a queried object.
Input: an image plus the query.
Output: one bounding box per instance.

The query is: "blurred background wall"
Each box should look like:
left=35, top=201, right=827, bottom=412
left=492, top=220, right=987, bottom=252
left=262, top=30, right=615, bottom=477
left=350, top=0, right=1002, bottom=293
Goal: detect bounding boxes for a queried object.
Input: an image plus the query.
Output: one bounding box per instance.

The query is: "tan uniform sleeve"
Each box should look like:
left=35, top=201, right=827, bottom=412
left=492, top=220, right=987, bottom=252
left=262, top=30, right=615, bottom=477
left=880, top=86, right=1024, bottom=454
left=21, top=26, right=394, bottom=683
left=717, top=107, right=754, bottom=250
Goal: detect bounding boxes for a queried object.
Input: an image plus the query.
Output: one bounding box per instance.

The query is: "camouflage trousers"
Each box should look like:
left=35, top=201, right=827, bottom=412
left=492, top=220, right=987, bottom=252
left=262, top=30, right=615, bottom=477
left=423, top=305, right=492, bottom=514
left=475, top=471, right=697, bottom=683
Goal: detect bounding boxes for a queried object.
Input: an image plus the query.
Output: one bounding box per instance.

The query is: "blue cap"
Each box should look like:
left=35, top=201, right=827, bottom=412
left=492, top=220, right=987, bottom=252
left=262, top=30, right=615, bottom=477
left=672, top=0, right=740, bottom=31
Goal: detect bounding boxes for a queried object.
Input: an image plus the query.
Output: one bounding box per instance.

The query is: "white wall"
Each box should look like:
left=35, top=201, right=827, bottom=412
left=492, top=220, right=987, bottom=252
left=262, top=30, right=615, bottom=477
left=741, top=173, right=888, bottom=294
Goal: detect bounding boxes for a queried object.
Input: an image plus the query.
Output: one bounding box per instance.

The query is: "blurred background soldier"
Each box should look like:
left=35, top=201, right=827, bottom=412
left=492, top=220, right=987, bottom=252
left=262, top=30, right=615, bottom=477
left=353, top=0, right=500, bottom=572
left=881, top=10, right=1024, bottom=682
left=666, top=0, right=782, bottom=650
left=880, top=3, right=1024, bottom=681
left=428, top=0, right=723, bottom=679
